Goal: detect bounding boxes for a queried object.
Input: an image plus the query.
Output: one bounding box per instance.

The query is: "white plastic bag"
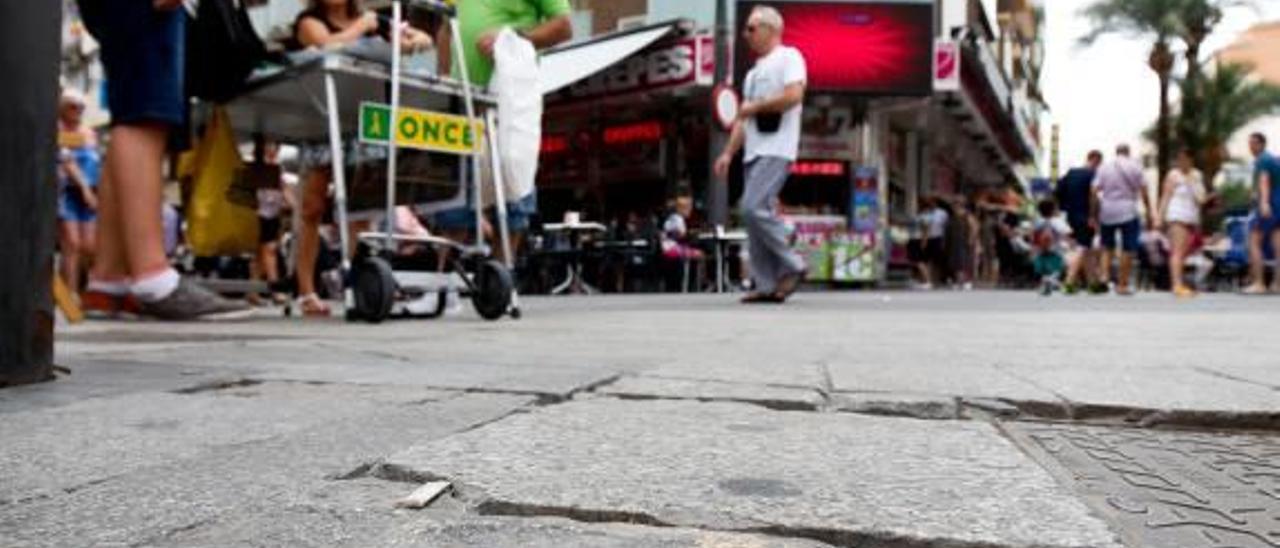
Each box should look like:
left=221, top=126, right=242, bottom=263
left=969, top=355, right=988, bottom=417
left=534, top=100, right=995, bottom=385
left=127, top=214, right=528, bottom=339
left=491, top=28, right=542, bottom=203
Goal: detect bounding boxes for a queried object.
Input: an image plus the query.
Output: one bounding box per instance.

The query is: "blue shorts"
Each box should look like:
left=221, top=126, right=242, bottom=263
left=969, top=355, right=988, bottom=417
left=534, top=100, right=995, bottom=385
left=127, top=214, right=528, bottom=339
left=1250, top=212, right=1280, bottom=235
left=58, top=189, right=97, bottom=223
left=78, top=0, right=186, bottom=127
left=431, top=192, right=537, bottom=233
left=1100, top=219, right=1141, bottom=253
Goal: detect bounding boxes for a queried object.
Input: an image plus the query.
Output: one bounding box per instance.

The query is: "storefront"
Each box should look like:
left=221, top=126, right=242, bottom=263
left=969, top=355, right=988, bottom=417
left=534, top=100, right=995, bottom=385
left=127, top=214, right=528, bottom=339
left=734, top=0, right=936, bottom=284
left=536, top=23, right=716, bottom=227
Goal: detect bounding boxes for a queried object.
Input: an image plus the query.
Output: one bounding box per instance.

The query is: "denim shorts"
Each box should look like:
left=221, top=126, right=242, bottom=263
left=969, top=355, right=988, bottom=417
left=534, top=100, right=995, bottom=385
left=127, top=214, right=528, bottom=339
left=431, top=192, right=537, bottom=232
left=1250, top=212, right=1280, bottom=235
left=1100, top=219, right=1141, bottom=253
left=78, top=0, right=186, bottom=127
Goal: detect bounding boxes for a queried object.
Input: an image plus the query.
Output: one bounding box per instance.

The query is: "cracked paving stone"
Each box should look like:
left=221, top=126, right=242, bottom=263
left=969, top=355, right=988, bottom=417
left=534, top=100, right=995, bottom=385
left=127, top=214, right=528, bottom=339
left=381, top=398, right=1124, bottom=548
left=1003, top=422, right=1280, bottom=548
left=597, top=377, right=823, bottom=411
left=0, top=382, right=453, bottom=506
left=0, top=394, right=531, bottom=548
left=1010, top=366, right=1280, bottom=417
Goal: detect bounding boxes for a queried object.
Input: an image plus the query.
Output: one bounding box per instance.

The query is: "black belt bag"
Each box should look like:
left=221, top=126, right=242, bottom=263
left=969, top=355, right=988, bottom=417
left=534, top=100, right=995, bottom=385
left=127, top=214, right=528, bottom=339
left=755, top=112, right=782, bottom=134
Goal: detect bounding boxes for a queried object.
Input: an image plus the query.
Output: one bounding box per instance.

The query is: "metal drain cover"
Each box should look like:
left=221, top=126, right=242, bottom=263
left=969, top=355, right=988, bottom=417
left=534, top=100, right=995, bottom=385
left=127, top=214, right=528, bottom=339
left=1004, top=423, right=1280, bottom=547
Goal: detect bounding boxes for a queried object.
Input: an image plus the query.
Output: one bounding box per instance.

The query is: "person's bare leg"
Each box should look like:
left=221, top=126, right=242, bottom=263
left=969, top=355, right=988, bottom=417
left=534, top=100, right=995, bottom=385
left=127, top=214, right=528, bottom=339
left=1271, top=230, right=1280, bottom=291
left=79, top=221, right=97, bottom=282
left=58, top=222, right=81, bottom=292
left=89, top=154, right=129, bottom=287
left=262, top=241, right=279, bottom=285
left=1099, top=248, right=1114, bottom=287
left=1169, top=224, right=1188, bottom=291
left=108, top=124, right=170, bottom=280
left=1118, top=253, right=1134, bottom=293
left=1247, top=229, right=1266, bottom=291
left=296, top=170, right=328, bottom=299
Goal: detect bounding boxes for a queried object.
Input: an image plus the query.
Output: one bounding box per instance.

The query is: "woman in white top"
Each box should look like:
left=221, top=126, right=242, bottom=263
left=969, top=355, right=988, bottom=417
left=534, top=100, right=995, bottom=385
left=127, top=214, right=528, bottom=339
left=1156, top=149, right=1211, bottom=297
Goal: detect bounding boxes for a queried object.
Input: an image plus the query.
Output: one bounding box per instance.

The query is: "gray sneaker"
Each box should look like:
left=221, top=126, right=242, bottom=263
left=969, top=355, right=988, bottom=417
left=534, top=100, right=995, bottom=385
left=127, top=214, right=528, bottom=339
left=140, top=278, right=254, bottom=321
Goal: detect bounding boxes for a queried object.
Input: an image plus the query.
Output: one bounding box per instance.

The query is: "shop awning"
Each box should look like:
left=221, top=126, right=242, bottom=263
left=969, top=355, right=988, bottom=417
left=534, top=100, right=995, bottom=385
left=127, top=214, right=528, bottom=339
left=538, top=22, right=680, bottom=95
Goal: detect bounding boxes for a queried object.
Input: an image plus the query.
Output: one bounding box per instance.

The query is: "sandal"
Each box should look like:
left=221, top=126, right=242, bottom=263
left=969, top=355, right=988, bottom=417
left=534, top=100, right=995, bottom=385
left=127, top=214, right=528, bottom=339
left=774, top=269, right=808, bottom=301
left=296, top=294, right=332, bottom=317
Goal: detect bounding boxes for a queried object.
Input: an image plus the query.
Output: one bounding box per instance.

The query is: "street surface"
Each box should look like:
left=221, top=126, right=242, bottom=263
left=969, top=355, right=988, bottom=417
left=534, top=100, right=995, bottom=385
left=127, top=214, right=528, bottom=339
left=3, top=291, right=1279, bottom=547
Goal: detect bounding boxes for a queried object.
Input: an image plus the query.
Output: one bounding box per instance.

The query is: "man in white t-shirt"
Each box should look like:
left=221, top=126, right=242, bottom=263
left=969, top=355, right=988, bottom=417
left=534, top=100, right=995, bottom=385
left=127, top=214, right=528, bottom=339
left=714, top=5, right=808, bottom=304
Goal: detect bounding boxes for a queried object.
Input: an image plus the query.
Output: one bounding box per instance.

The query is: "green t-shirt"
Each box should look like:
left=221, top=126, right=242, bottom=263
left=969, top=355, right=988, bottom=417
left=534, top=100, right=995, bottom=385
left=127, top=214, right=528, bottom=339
left=455, top=0, right=571, bottom=86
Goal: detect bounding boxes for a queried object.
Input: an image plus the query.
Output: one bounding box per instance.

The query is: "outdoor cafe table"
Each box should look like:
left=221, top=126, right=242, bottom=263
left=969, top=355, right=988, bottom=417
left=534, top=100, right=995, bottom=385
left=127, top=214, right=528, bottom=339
left=697, top=226, right=748, bottom=293
left=542, top=221, right=608, bottom=295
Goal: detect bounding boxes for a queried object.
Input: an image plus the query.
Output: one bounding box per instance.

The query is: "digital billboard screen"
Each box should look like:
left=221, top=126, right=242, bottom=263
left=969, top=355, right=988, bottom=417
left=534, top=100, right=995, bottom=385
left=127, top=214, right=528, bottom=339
left=736, top=1, right=935, bottom=96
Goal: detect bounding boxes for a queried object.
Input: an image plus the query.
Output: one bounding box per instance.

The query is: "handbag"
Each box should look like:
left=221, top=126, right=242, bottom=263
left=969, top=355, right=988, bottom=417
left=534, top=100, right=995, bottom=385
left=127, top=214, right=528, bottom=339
left=186, top=0, right=268, bottom=103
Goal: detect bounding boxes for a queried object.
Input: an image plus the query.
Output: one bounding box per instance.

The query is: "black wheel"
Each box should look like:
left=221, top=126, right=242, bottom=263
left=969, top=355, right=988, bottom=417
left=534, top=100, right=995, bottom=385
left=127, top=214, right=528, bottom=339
left=353, top=257, right=396, bottom=323
left=471, top=260, right=513, bottom=321
left=509, top=307, right=522, bottom=320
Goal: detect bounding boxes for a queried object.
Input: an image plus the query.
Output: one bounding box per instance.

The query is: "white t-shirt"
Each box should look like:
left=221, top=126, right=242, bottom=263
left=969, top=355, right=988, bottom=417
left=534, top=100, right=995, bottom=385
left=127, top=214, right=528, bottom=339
left=919, top=208, right=949, bottom=239
left=744, top=45, right=807, bottom=163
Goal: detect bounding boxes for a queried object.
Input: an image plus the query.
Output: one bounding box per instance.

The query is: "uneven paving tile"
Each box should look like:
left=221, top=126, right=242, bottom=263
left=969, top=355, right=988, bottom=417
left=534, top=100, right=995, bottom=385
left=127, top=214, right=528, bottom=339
left=384, top=517, right=838, bottom=548
left=382, top=399, right=1124, bottom=548
left=0, top=382, right=451, bottom=505
left=95, top=342, right=622, bottom=398
left=598, top=376, right=824, bottom=410
left=1003, top=423, right=1280, bottom=548
left=0, top=394, right=531, bottom=548
left=824, top=361, right=1058, bottom=403
left=1010, top=366, right=1280, bottom=415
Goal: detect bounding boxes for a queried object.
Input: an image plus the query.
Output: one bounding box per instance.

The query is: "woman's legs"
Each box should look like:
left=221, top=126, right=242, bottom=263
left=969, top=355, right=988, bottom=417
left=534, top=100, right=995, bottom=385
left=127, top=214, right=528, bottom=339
left=59, top=221, right=82, bottom=292
left=1168, top=223, right=1190, bottom=292
left=296, top=169, right=329, bottom=301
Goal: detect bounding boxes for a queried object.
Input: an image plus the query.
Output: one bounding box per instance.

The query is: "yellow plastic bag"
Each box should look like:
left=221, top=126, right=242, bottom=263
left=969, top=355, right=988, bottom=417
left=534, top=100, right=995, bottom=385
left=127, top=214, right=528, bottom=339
left=185, top=108, right=259, bottom=256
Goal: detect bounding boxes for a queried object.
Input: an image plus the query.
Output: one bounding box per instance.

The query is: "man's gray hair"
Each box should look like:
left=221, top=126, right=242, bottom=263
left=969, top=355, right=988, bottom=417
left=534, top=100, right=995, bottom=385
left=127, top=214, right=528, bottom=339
left=752, top=5, right=785, bottom=32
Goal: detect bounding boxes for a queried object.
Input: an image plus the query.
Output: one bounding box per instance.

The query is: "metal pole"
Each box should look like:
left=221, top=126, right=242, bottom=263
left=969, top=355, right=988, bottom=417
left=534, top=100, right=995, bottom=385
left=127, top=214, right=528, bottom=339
left=708, top=0, right=730, bottom=227
left=384, top=0, right=402, bottom=251
left=449, top=17, right=487, bottom=250
left=325, top=72, right=355, bottom=310
left=0, top=0, right=58, bottom=386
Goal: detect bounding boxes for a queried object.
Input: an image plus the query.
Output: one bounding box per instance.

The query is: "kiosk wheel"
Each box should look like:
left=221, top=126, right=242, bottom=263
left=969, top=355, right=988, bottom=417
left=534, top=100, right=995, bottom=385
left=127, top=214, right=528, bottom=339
left=471, top=260, right=513, bottom=321
left=353, top=257, right=397, bottom=323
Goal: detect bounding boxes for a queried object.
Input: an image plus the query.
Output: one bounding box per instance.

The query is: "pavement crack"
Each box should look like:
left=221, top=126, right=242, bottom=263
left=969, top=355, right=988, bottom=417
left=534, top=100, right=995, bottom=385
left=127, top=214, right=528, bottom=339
left=815, top=362, right=837, bottom=412
left=603, top=392, right=819, bottom=412
left=475, top=500, right=674, bottom=528
left=1192, top=366, right=1278, bottom=390
left=171, top=378, right=263, bottom=395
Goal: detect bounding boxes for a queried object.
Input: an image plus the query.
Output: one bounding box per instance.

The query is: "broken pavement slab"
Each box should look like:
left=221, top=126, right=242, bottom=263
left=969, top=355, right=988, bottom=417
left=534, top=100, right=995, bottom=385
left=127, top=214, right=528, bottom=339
left=381, top=398, right=1124, bottom=548
left=597, top=376, right=824, bottom=411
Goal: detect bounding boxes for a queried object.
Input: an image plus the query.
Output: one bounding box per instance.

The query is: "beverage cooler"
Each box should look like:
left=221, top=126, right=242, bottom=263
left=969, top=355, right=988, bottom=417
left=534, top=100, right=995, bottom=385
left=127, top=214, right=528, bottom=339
left=780, top=161, right=882, bottom=283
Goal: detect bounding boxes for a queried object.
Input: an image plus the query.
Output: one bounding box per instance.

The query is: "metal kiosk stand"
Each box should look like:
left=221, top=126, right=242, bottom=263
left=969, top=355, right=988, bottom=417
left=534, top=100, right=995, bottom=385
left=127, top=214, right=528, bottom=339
left=227, top=0, right=520, bottom=322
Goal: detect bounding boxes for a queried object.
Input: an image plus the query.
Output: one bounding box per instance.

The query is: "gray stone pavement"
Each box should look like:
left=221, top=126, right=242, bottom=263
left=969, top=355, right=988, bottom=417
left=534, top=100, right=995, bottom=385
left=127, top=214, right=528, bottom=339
left=2, top=291, right=1278, bottom=547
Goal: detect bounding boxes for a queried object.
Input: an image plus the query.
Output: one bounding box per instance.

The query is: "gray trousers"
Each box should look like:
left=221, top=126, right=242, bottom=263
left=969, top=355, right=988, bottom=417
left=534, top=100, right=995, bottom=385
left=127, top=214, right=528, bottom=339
left=742, top=157, right=806, bottom=293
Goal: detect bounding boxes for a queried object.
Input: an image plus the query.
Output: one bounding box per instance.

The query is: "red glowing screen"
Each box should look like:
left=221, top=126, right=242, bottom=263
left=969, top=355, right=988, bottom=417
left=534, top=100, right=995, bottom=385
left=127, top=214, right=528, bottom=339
left=791, top=161, right=847, bottom=176
left=736, top=1, right=934, bottom=96
left=602, top=121, right=665, bottom=146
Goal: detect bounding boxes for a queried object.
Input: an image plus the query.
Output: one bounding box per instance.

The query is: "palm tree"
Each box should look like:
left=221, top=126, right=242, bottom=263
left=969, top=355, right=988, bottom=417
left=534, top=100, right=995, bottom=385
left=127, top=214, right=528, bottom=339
left=1079, top=0, right=1182, bottom=182
left=1173, top=0, right=1256, bottom=176
left=1171, top=62, right=1280, bottom=189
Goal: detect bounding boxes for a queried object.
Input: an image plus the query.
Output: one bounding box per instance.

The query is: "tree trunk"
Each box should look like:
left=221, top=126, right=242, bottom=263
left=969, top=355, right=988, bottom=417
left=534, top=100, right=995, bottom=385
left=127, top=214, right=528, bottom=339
left=1150, top=41, right=1175, bottom=185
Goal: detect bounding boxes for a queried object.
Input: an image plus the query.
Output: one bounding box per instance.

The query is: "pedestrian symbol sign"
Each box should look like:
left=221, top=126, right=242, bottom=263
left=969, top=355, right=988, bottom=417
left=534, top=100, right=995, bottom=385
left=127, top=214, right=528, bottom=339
left=359, top=102, right=485, bottom=156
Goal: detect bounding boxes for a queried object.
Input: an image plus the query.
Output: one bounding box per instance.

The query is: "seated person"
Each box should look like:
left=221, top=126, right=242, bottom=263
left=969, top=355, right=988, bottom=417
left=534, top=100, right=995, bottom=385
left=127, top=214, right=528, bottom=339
left=291, top=0, right=433, bottom=316
left=1032, top=200, right=1074, bottom=295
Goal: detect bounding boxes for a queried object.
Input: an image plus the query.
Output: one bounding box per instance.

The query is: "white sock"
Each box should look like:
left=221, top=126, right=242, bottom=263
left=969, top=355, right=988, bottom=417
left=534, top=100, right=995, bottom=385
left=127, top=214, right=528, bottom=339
left=131, top=269, right=181, bottom=303
left=86, top=279, right=131, bottom=296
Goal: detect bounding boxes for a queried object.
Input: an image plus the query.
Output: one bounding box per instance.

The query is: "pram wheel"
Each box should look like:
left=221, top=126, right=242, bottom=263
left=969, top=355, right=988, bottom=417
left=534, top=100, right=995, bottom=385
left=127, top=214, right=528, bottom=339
left=353, top=256, right=397, bottom=323
left=471, top=260, right=513, bottom=321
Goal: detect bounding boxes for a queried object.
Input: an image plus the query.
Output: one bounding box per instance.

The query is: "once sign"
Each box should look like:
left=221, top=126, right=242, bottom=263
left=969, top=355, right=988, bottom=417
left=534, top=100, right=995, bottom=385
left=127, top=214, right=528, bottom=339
left=359, top=102, right=485, bottom=156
